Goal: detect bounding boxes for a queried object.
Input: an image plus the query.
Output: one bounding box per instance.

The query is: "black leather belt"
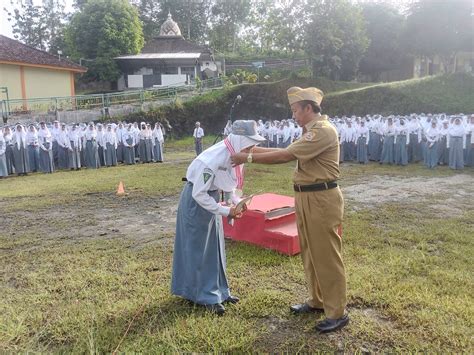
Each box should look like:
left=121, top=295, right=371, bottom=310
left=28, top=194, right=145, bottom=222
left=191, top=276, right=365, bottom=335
left=294, top=181, right=338, bottom=192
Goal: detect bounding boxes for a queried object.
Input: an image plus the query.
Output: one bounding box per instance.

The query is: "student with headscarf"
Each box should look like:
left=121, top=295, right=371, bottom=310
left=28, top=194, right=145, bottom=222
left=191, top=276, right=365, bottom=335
left=380, top=117, right=396, bottom=165
left=68, top=124, right=82, bottom=170
left=407, top=116, right=422, bottom=163
left=138, top=122, right=148, bottom=163
left=172, top=120, right=265, bottom=316
left=12, top=124, right=29, bottom=175
left=425, top=120, right=440, bottom=169
left=133, top=122, right=140, bottom=160
left=356, top=120, right=370, bottom=164
left=394, top=118, right=409, bottom=166
left=122, top=124, right=136, bottom=165
left=3, top=126, right=15, bottom=175
left=104, top=124, right=118, bottom=166
left=37, top=122, right=54, bottom=173
left=465, top=115, right=474, bottom=167
left=96, top=124, right=107, bottom=167
left=145, top=123, right=154, bottom=162
left=152, top=122, right=164, bottom=162
left=438, top=120, right=450, bottom=166
left=0, top=132, right=8, bottom=178
left=341, top=121, right=356, bottom=161
left=57, top=123, right=70, bottom=169
left=448, top=117, right=465, bottom=170
left=51, top=120, right=61, bottom=168
left=26, top=124, right=40, bottom=172
left=116, top=122, right=125, bottom=164
left=84, top=123, right=100, bottom=169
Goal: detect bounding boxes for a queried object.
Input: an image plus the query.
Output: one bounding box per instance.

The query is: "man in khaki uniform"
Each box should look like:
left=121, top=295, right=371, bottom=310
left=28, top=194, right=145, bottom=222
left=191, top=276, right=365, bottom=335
left=230, top=87, right=348, bottom=333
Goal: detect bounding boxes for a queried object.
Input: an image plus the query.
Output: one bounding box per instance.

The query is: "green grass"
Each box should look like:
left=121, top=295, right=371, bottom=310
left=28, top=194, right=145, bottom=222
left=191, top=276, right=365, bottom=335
left=123, top=73, right=474, bottom=138
left=323, top=73, right=474, bottom=115
left=0, top=151, right=473, bottom=352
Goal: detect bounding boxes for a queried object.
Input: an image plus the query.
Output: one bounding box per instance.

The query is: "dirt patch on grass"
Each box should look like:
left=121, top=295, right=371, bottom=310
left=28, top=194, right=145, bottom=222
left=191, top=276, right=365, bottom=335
left=343, top=174, right=474, bottom=216
left=0, top=193, right=179, bottom=251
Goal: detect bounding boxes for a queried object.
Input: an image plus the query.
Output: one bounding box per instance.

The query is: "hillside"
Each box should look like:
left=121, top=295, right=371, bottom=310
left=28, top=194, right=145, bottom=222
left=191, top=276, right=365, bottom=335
left=124, top=73, right=474, bottom=136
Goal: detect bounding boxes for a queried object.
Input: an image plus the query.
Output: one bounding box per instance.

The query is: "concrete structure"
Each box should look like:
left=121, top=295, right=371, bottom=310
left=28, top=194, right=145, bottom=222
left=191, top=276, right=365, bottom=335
left=0, top=35, right=86, bottom=114
left=115, top=13, right=220, bottom=90
left=413, top=51, right=474, bottom=78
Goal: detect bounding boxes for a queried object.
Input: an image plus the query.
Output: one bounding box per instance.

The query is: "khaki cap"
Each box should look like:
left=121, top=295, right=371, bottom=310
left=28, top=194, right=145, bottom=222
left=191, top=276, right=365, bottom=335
left=287, top=86, right=324, bottom=106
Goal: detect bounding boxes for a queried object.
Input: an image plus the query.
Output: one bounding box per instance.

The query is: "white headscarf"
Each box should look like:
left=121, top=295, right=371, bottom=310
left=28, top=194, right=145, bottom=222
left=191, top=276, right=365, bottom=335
left=14, top=125, right=27, bottom=149
left=192, top=134, right=260, bottom=191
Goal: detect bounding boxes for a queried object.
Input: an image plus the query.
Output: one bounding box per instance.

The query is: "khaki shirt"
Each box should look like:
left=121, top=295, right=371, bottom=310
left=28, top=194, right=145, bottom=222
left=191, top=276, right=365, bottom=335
left=286, top=115, right=340, bottom=185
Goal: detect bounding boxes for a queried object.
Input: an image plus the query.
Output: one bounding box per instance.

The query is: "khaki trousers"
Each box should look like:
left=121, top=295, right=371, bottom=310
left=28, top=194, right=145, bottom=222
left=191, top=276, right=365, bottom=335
left=295, top=186, right=346, bottom=319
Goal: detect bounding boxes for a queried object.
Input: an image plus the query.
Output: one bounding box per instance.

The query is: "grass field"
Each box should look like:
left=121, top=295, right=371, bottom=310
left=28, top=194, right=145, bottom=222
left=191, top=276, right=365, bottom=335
left=0, top=137, right=473, bottom=352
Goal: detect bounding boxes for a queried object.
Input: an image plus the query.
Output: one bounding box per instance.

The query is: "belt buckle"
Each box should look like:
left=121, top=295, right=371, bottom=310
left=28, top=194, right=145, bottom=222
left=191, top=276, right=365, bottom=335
left=296, top=184, right=302, bottom=192
left=324, top=182, right=328, bottom=190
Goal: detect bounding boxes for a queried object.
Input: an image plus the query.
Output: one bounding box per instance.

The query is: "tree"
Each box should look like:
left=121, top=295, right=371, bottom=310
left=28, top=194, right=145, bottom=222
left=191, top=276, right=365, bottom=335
left=66, top=0, right=144, bottom=82
left=4, top=0, right=66, bottom=53
left=259, top=0, right=306, bottom=56
left=402, top=0, right=473, bottom=73
left=208, top=0, right=252, bottom=53
left=304, top=0, right=369, bottom=81
left=359, top=2, right=406, bottom=81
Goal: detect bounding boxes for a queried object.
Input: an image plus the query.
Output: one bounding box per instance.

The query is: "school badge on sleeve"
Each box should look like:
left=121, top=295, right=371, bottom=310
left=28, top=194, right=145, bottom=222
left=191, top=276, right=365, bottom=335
left=203, top=168, right=213, bottom=183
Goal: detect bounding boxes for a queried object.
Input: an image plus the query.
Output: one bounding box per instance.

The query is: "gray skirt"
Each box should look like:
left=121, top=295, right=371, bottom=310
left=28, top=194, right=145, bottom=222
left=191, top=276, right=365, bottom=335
left=171, top=182, right=230, bottom=305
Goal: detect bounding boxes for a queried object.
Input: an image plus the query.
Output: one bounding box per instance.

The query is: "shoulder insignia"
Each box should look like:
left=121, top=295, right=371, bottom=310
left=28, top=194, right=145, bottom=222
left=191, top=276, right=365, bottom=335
left=203, top=168, right=213, bottom=184
left=305, top=132, right=315, bottom=141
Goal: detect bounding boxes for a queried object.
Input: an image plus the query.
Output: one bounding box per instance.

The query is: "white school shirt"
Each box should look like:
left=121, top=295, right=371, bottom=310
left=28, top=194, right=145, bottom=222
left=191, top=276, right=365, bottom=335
left=186, top=160, right=241, bottom=217
left=395, top=124, right=410, bottom=145
left=448, top=124, right=466, bottom=148
left=193, top=127, right=204, bottom=139
left=26, top=131, right=39, bottom=145
left=356, top=125, right=370, bottom=144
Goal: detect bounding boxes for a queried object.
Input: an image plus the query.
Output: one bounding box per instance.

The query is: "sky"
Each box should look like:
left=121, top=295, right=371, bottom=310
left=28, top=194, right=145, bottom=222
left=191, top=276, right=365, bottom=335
left=0, top=0, right=75, bottom=37
left=0, top=0, right=412, bottom=38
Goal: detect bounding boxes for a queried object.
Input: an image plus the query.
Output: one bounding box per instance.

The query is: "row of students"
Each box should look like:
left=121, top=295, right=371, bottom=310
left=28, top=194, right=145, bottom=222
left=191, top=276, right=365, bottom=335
left=0, top=121, right=165, bottom=178
left=333, top=113, right=474, bottom=170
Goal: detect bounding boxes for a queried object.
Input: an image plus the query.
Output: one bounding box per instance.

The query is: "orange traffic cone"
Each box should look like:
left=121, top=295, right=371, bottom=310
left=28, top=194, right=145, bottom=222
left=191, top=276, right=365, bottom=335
left=116, top=181, right=126, bottom=196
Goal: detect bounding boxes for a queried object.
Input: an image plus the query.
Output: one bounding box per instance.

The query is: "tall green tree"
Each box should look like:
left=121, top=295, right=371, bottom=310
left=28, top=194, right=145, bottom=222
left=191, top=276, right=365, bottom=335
left=66, top=0, right=144, bottom=82
left=209, top=0, right=251, bottom=53
left=402, top=0, right=473, bottom=73
left=259, top=0, right=306, bottom=56
left=359, top=2, right=406, bottom=81
left=4, top=0, right=66, bottom=53
left=305, top=0, right=369, bottom=80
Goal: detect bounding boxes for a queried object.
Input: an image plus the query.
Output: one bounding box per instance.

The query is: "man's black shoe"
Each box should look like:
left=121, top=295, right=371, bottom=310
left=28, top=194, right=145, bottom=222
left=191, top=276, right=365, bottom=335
left=290, top=303, right=324, bottom=314
left=315, top=314, right=349, bottom=333
left=204, top=303, right=225, bottom=315
left=223, top=295, right=240, bottom=304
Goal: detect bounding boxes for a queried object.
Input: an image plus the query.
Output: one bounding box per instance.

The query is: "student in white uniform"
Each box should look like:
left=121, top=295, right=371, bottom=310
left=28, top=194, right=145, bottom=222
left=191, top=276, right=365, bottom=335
left=448, top=117, right=465, bottom=170
left=356, top=120, right=370, bottom=164
left=68, top=124, right=82, bottom=170
left=37, top=122, right=54, bottom=173
left=193, top=121, right=205, bottom=156
left=425, top=120, right=440, bottom=169
left=104, top=124, right=118, bottom=166
left=172, top=120, right=265, bottom=315
left=57, top=124, right=71, bottom=170
left=26, top=124, right=40, bottom=172
left=0, top=133, right=8, bottom=178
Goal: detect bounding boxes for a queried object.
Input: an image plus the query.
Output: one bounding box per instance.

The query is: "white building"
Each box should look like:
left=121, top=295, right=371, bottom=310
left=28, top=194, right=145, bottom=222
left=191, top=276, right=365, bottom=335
left=115, top=13, right=220, bottom=90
